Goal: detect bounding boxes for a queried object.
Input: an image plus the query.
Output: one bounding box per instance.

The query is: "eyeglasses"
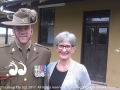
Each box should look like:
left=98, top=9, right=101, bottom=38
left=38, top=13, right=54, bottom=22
left=57, top=45, right=72, bottom=51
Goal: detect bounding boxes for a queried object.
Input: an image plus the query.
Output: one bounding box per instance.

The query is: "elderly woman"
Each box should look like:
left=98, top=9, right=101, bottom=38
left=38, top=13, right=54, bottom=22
left=45, top=31, right=91, bottom=90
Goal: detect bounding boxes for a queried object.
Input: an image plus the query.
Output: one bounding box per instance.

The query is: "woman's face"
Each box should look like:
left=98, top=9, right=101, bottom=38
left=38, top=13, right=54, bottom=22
left=56, top=41, right=76, bottom=60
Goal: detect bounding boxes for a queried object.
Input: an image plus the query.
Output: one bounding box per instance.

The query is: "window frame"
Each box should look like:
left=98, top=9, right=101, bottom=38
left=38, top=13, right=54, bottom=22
left=38, top=7, right=55, bottom=47
left=0, top=24, right=13, bottom=45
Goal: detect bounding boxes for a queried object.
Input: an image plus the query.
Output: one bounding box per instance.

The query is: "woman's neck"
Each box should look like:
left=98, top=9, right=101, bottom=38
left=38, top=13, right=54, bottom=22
left=57, top=58, right=71, bottom=72
left=58, top=58, right=71, bottom=66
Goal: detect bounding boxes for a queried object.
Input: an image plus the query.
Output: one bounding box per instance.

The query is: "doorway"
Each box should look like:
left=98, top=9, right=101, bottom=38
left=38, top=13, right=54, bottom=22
left=82, top=10, right=110, bottom=82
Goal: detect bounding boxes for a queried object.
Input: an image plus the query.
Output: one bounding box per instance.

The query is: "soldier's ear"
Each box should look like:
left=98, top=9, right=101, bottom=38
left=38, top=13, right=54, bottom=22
left=31, top=28, right=33, bottom=35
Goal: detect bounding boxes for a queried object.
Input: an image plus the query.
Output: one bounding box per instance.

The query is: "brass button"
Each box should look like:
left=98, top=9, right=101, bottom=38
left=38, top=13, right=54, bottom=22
left=24, top=78, right=27, bottom=81
left=6, top=74, right=9, bottom=77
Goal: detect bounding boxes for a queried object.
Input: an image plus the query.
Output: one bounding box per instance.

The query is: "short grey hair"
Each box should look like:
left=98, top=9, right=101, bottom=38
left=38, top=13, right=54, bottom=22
left=54, top=31, right=76, bottom=46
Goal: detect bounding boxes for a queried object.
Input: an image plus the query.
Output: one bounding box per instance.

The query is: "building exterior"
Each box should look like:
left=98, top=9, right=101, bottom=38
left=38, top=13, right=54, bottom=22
left=0, top=0, right=120, bottom=88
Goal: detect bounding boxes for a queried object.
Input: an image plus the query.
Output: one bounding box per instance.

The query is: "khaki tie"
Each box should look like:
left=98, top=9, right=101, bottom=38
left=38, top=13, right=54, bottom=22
left=22, top=50, right=28, bottom=62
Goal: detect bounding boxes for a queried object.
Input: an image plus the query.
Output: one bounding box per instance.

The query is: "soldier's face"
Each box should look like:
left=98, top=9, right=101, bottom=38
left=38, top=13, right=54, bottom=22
left=13, top=25, right=33, bottom=44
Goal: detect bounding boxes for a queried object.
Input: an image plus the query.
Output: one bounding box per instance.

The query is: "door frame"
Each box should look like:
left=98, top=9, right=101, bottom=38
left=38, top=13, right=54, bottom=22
left=81, top=10, right=110, bottom=83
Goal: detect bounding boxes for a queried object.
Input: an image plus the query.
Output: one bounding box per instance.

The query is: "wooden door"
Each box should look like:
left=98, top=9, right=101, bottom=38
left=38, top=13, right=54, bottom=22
left=82, top=24, right=109, bottom=82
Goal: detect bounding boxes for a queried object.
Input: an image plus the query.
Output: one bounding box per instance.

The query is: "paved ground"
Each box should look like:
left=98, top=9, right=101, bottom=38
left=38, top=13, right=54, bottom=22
left=91, top=83, right=120, bottom=90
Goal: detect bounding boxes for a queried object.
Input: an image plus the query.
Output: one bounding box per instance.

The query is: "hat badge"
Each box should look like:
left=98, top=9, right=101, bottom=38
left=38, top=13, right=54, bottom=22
left=22, top=19, right=25, bottom=23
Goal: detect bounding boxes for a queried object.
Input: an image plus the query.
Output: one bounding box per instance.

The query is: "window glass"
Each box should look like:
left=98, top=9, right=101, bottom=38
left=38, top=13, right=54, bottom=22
left=0, top=27, right=6, bottom=45
left=86, top=17, right=109, bottom=23
left=48, top=26, right=54, bottom=43
left=99, top=28, right=107, bottom=44
left=86, top=28, right=94, bottom=44
left=8, top=28, right=14, bottom=44
left=39, top=7, right=55, bottom=46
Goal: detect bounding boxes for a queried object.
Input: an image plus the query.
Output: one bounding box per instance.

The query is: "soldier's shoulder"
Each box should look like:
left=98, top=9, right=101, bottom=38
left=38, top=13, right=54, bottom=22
left=0, top=43, right=11, bottom=48
left=35, top=43, right=50, bottom=50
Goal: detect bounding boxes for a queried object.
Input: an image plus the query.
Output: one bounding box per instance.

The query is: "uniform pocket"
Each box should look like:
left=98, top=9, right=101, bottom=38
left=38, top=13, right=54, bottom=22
left=31, top=68, right=45, bottom=90
left=37, top=77, right=44, bottom=88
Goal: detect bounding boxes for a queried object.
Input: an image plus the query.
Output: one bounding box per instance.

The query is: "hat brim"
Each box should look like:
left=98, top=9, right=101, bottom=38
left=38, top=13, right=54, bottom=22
left=1, top=21, right=36, bottom=26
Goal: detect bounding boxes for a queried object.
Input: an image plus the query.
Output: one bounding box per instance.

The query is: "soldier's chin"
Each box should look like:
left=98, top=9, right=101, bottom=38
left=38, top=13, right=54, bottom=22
left=20, top=41, right=28, bottom=44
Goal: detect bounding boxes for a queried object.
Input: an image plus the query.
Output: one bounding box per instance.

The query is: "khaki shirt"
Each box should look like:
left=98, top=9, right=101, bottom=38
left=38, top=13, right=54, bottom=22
left=0, top=41, right=51, bottom=90
left=15, top=42, right=31, bottom=59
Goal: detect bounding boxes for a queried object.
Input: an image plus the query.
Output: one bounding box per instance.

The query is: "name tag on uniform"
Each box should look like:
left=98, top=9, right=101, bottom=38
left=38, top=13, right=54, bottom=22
left=34, top=65, right=46, bottom=78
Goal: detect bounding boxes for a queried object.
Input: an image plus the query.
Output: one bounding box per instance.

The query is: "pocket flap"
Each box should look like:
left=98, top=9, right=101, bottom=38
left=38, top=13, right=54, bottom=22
left=0, top=70, right=17, bottom=77
left=0, top=70, right=9, bottom=77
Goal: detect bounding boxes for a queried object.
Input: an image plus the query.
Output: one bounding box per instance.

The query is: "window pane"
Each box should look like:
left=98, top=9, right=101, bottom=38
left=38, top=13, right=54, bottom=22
left=48, top=26, right=54, bottom=43
left=40, top=7, right=55, bottom=46
left=99, top=28, right=107, bottom=44
left=41, top=19, right=48, bottom=26
left=42, top=8, right=48, bottom=19
left=86, top=28, right=94, bottom=44
left=48, top=19, right=54, bottom=25
left=41, top=27, right=48, bottom=43
left=0, top=27, right=6, bottom=45
left=49, top=8, right=55, bottom=19
left=8, top=28, right=14, bottom=44
left=86, top=17, right=109, bottom=23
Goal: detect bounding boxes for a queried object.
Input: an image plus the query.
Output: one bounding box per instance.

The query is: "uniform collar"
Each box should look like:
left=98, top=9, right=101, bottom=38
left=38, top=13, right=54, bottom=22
left=15, top=41, right=31, bottom=51
left=9, top=41, right=39, bottom=66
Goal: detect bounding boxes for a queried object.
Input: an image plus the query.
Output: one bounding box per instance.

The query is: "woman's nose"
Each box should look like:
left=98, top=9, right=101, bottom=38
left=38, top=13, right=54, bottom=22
left=62, top=47, right=67, bottom=51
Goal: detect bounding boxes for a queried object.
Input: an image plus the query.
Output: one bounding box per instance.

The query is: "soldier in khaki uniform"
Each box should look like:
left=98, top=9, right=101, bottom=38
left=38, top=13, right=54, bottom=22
left=0, top=8, right=51, bottom=90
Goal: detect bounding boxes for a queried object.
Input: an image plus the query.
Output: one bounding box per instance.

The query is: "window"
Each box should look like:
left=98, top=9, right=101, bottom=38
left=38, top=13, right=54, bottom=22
left=0, top=27, right=14, bottom=45
left=86, top=27, right=94, bottom=44
left=8, top=28, right=14, bottom=44
left=98, top=28, right=107, bottom=44
left=86, top=17, right=109, bottom=23
left=39, top=8, right=55, bottom=46
left=0, top=27, right=6, bottom=45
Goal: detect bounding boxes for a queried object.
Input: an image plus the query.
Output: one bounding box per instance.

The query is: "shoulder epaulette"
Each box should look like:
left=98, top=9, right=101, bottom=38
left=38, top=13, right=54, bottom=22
left=35, top=43, right=50, bottom=50
left=0, top=43, right=10, bottom=48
